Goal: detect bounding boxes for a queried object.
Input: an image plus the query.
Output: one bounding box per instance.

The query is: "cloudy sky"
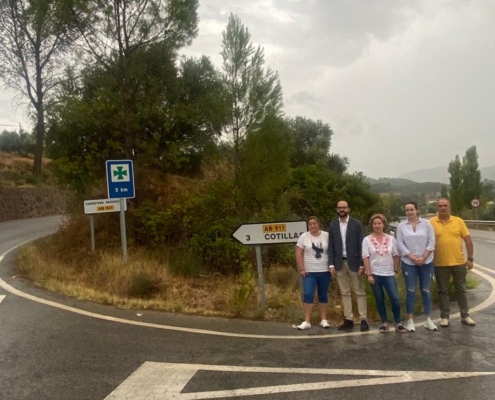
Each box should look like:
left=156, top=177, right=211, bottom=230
left=1, top=0, right=494, bottom=178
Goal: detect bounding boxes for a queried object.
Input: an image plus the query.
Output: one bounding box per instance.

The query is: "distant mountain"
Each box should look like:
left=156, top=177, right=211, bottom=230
left=366, top=177, right=442, bottom=195
left=399, top=166, right=450, bottom=184
left=399, top=165, right=495, bottom=184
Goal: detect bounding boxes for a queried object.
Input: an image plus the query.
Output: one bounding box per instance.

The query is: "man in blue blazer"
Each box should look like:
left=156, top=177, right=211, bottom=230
left=328, top=200, right=369, bottom=331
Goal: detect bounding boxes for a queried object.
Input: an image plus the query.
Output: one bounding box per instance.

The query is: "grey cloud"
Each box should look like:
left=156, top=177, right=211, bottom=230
left=286, top=91, right=322, bottom=109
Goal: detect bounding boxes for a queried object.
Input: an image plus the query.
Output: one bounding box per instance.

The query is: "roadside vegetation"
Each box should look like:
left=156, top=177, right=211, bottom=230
left=16, top=231, right=479, bottom=324
left=2, top=1, right=480, bottom=324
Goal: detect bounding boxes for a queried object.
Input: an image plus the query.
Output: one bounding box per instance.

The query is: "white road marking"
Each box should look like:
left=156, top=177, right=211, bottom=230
left=0, top=295, right=5, bottom=304
left=0, top=241, right=495, bottom=339
left=104, top=362, right=495, bottom=399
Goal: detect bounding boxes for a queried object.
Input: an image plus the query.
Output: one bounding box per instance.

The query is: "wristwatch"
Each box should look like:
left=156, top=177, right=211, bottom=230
left=468, top=257, right=474, bottom=262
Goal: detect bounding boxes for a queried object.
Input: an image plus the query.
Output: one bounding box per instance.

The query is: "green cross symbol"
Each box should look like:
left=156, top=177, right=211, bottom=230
left=113, top=166, right=128, bottom=180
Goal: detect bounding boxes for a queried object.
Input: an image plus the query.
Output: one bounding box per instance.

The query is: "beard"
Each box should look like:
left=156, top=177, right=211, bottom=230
left=338, top=211, right=348, bottom=218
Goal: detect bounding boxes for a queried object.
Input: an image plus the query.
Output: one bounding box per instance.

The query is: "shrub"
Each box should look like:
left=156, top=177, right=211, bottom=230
left=127, top=272, right=158, bottom=298
left=232, top=261, right=256, bottom=316
left=131, top=175, right=249, bottom=274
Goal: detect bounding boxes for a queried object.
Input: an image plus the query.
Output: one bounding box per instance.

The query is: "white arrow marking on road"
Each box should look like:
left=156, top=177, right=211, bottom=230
left=0, top=295, right=5, bottom=304
left=104, top=362, right=495, bottom=400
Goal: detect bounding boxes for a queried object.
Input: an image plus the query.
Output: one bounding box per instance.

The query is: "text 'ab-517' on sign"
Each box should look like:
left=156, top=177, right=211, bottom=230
left=84, top=199, right=127, bottom=215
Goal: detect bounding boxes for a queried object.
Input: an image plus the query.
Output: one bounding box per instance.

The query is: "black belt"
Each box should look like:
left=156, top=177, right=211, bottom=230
left=342, top=257, right=347, bottom=260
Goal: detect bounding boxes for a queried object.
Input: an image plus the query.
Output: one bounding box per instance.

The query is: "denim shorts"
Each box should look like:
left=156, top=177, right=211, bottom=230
left=302, top=271, right=331, bottom=304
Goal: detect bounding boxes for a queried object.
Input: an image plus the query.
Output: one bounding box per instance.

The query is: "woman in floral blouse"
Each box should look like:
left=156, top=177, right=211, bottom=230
left=362, top=214, right=406, bottom=333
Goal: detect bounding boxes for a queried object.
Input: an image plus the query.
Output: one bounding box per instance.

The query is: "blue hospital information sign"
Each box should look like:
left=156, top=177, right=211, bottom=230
left=106, top=160, right=135, bottom=199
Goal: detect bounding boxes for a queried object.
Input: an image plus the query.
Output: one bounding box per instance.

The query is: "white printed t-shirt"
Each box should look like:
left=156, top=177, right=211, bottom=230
left=297, top=231, right=329, bottom=273
left=362, top=234, right=399, bottom=276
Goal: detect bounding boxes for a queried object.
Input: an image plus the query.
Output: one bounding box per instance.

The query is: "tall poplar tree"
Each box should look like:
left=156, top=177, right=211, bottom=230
left=221, top=13, right=283, bottom=181
left=448, top=146, right=483, bottom=215
left=461, top=145, right=482, bottom=207
left=448, top=155, right=463, bottom=214
left=440, top=184, right=449, bottom=199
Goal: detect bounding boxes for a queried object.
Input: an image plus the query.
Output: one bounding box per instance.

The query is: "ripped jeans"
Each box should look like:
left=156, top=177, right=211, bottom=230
left=402, top=261, right=434, bottom=316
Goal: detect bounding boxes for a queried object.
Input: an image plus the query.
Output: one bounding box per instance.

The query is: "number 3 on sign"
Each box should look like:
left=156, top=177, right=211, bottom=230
left=246, top=235, right=250, bottom=241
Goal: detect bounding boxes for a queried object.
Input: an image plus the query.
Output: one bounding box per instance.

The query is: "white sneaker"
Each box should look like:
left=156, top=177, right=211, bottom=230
left=440, top=318, right=450, bottom=327
left=461, top=316, right=476, bottom=326
left=405, top=319, right=416, bottom=332
left=319, top=320, right=330, bottom=329
left=297, top=321, right=311, bottom=330
left=424, top=318, right=438, bottom=331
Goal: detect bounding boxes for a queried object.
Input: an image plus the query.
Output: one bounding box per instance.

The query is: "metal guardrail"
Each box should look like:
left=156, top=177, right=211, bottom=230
left=464, top=220, right=495, bottom=225
left=464, top=220, right=495, bottom=231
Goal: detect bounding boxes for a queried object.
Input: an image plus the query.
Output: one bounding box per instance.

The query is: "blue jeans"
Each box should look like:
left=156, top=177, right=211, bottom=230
left=370, top=275, right=401, bottom=323
left=402, top=261, right=434, bottom=315
left=302, top=272, right=331, bottom=304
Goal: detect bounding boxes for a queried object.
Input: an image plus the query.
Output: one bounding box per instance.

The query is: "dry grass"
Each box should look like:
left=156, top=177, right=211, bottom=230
left=16, top=235, right=307, bottom=321
left=15, top=222, right=480, bottom=324
left=0, top=151, right=55, bottom=186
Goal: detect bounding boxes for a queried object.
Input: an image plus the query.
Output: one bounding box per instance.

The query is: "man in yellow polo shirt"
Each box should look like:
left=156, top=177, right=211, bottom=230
left=431, top=198, right=475, bottom=327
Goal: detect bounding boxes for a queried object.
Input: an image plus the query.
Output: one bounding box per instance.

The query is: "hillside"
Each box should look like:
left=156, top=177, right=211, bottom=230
left=399, top=165, right=495, bottom=184
left=0, top=152, right=55, bottom=187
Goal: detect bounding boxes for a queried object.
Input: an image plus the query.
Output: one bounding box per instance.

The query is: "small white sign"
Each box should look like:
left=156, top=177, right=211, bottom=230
left=83, top=199, right=127, bottom=215
left=470, top=198, right=481, bottom=208
left=232, top=220, right=307, bottom=245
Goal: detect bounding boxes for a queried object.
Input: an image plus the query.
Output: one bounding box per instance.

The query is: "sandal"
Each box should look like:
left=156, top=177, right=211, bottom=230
left=379, top=324, right=389, bottom=333
left=395, top=324, right=407, bottom=333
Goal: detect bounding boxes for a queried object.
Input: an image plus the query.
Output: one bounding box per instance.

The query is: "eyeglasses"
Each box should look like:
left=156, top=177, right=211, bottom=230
left=336, top=207, right=348, bottom=210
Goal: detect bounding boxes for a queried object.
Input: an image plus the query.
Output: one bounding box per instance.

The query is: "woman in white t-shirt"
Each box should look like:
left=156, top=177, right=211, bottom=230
left=295, top=216, right=330, bottom=330
left=362, top=214, right=406, bottom=333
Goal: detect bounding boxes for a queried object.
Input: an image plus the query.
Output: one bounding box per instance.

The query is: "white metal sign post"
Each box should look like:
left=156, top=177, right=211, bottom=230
left=84, top=199, right=128, bottom=252
left=106, top=160, right=135, bottom=263
left=232, top=220, right=307, bottom=310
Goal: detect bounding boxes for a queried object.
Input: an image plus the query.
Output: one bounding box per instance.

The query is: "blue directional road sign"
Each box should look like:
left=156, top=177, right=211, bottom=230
left=106, top=160, right=135, bottom=199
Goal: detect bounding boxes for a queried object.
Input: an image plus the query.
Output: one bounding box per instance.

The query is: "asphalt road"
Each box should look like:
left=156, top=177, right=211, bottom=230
left=1, top=217, right=495, bottom=400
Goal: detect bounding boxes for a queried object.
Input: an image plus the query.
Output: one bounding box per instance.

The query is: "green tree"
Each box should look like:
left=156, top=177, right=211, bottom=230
left=482, top=180, right=495, bottom=202
left=461, top=145, right=482, bottom=208
left=288, top=165, right=380, bottom=226
left=440, top=184, right=449, bottom=199
left=0, top=129, right=20, bottom=153
left=46, top=53, right=226, bottom=191
left=287, top=117, right=332, bottom=167
left=382, top=194, right=402, bottom=222
left=339, top=172, right=381, bottom=223
left=448, top=155, right=463, bottom=214
left=69, top=0, right=199, bottom=159
left=0, top=129, right=35, bottom=155
left=327, top=153, right=349, bottom=175
left=237, top=114, right=291, bottom=218
left=0, top=0, right=81, bottom=175
left=221, top=13, right=283, bottom=181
